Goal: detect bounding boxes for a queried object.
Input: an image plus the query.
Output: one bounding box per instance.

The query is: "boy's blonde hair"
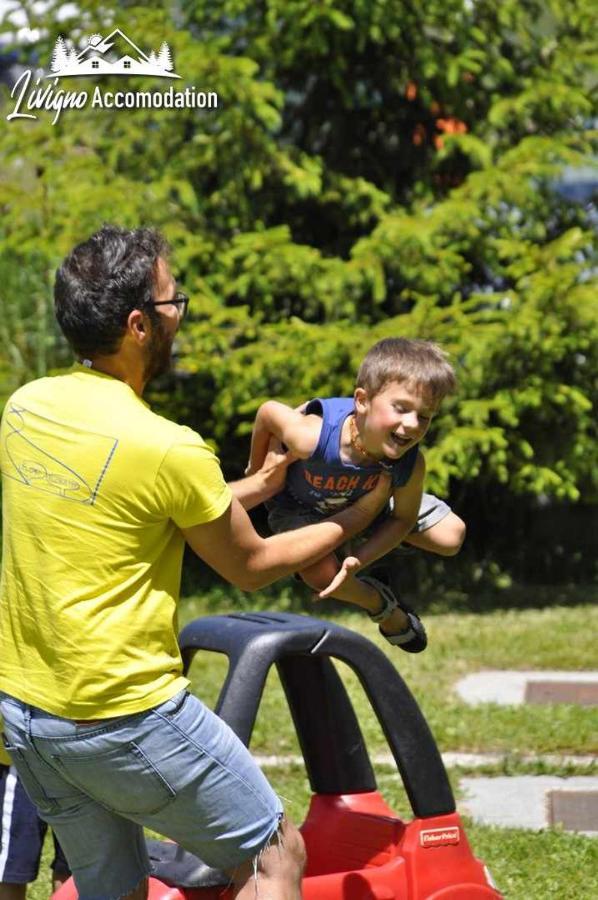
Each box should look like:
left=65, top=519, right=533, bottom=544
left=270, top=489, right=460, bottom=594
left=356, top=338, right=456, bottom=405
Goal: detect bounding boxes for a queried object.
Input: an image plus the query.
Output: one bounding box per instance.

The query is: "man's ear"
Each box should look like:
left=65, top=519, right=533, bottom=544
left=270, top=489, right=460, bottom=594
left=354, top=387, right=369, bottom=414
left=127, top=309, right=149, bottom=346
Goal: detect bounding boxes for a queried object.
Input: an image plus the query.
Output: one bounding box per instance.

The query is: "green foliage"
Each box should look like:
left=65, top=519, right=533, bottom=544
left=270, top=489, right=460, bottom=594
left=1, top=0, right=596, bottom=576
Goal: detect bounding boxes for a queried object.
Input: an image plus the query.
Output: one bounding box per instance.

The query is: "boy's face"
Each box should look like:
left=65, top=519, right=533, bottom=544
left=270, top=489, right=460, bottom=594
left=354, top=380, right=437, bottom=461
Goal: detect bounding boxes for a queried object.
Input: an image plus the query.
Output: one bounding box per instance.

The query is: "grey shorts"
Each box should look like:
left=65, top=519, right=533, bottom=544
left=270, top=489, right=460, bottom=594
left=268, top=491, right=452, bottom=536
left=0, top=690, right=282, bottom=900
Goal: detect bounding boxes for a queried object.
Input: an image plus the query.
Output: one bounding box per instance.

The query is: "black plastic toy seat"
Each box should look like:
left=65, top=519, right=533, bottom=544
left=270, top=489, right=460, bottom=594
left=148, top=611, right=455, bottom=889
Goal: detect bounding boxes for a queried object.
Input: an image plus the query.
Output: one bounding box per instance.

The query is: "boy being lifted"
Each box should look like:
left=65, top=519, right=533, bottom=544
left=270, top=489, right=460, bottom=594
left=246, top=338, right=464, bottom=653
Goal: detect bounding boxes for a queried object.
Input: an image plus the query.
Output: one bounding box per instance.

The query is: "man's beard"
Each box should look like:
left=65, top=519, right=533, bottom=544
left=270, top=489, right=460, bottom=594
left=144, top=318, right=174, bottom=382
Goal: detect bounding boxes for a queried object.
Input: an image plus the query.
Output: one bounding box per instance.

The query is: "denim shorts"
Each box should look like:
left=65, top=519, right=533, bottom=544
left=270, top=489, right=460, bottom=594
left=0, top=690, right=282, bottom=900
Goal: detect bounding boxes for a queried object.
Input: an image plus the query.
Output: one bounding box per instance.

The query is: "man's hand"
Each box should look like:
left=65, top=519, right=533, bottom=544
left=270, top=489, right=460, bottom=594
left=256, top=436, right=296, bottom=494
left=232, top=437, right=295, bottom=510
left=317, top=555, right=361, bottom=599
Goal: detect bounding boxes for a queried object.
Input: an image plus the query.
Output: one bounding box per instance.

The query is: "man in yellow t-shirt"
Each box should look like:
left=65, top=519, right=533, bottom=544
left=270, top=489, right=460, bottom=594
left=0, top=225, right=390, bottom=900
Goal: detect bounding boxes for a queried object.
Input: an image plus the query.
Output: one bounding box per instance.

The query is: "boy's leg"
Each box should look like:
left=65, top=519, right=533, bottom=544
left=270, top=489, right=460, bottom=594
left=404, top=494, right=466, bottom=556
left=268, top=506, right=402, bottom=621
left=300, top=556, right=411, bottom=633
left=270, top=506, right=420, bottom=649
left=0, top=764, right=46, bottom=899
left=405, top=511, right=466, bottom=556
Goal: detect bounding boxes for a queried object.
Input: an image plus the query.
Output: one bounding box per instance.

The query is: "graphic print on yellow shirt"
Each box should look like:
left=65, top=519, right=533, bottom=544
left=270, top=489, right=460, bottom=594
left=3, top=403, right=117, bottom=504
left=0, top=367, right=232, bottom=719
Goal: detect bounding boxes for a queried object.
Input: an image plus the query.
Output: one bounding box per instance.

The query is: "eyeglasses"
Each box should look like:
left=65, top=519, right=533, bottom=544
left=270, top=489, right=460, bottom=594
left=152, top=291, right=189, bottom=320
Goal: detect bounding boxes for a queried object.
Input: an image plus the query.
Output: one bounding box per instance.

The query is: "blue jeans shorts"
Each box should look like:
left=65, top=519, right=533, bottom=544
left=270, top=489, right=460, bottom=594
left=0, top=690, right=282, bottom=900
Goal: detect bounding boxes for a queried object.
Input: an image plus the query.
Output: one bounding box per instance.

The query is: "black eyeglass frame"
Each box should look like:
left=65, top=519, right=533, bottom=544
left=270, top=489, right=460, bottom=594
left=152, top=291, right=189, bottom=319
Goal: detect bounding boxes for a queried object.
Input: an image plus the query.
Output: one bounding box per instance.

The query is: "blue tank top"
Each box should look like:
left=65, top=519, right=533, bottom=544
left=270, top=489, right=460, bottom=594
left=272, top=397, right=418, bottom=516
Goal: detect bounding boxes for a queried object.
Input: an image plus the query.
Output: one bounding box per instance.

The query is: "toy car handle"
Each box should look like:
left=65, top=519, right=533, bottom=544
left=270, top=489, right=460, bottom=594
left=179, top=611, right=455, bottom=819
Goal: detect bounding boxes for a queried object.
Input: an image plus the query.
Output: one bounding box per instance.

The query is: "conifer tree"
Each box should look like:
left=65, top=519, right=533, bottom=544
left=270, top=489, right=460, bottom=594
left=0, top=0, right=595, bottom=584
left=50, top=36, right=68, bottom=72
left=157, top=42, right=173, bottom=71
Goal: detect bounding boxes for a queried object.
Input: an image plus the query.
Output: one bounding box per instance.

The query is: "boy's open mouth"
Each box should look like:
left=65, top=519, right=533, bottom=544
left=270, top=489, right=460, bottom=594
left=389, top=433, right=411, bottom=448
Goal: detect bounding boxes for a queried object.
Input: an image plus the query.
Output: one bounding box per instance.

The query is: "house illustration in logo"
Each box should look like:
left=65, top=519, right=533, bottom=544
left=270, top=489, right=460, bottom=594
left=48, top=28, right=181, bottom=79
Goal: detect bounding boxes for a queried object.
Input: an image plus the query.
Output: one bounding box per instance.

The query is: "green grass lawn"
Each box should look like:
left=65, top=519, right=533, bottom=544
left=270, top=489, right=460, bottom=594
left=29, top=594, right=598, bottom=899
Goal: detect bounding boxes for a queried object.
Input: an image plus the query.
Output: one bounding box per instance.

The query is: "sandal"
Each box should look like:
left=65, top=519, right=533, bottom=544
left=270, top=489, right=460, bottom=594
left=358, top=574, right=428, bottom=653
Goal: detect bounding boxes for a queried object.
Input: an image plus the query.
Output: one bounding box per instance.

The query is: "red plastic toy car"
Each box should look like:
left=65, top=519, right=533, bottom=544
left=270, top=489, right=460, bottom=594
left=53, top=611, right=502, bottom=899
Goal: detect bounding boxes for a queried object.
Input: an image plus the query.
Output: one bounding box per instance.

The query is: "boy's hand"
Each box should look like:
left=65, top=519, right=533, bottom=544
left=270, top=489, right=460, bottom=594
left=317, top=556, right=361, bottom=599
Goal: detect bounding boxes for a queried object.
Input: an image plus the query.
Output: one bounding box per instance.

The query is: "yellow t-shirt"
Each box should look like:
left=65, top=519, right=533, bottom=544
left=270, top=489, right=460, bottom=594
left=0, top=367, right=232, bottom=719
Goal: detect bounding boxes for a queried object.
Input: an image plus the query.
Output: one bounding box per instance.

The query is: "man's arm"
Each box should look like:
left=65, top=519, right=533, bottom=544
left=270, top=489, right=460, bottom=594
left=182, top=471, right=392, bottom=591
left=246, top=401, right=321, bottom=475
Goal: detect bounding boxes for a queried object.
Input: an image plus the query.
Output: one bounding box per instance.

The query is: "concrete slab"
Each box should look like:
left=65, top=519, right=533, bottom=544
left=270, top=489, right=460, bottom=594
left=459, top=776, right=598, bottom=834
left=455, top=670, right=598, bottom=706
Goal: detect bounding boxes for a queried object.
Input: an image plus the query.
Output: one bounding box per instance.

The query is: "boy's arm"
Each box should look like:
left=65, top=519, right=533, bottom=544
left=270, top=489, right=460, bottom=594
left=354, top=451, right=425, bottom=568
left=246, top=400, right=321, bottom=474
left=319, top=452, right=425, bottom=598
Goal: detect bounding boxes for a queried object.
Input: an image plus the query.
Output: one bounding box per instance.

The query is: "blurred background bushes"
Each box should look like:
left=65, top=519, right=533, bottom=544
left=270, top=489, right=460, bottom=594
left=1, top=0, right=596, bottom=598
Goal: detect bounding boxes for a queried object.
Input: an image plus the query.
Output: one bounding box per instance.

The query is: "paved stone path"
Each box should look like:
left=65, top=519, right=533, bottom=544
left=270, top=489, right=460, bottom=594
left=254, top=668, right=598, bottom=835
left=455, top=670, right=598, bottom=706
left=460, top=775, right=598, bottom=835
left=255, top=751, right=597, bottom=836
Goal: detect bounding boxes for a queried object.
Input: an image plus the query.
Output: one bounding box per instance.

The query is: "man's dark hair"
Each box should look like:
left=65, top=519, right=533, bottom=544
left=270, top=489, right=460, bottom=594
left=54, top=224, right=169, bottom=358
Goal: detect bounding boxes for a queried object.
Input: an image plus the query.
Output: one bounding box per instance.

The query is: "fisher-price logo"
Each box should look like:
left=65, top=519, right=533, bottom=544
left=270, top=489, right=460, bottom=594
left=420, top=826, right=460, bottom=848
